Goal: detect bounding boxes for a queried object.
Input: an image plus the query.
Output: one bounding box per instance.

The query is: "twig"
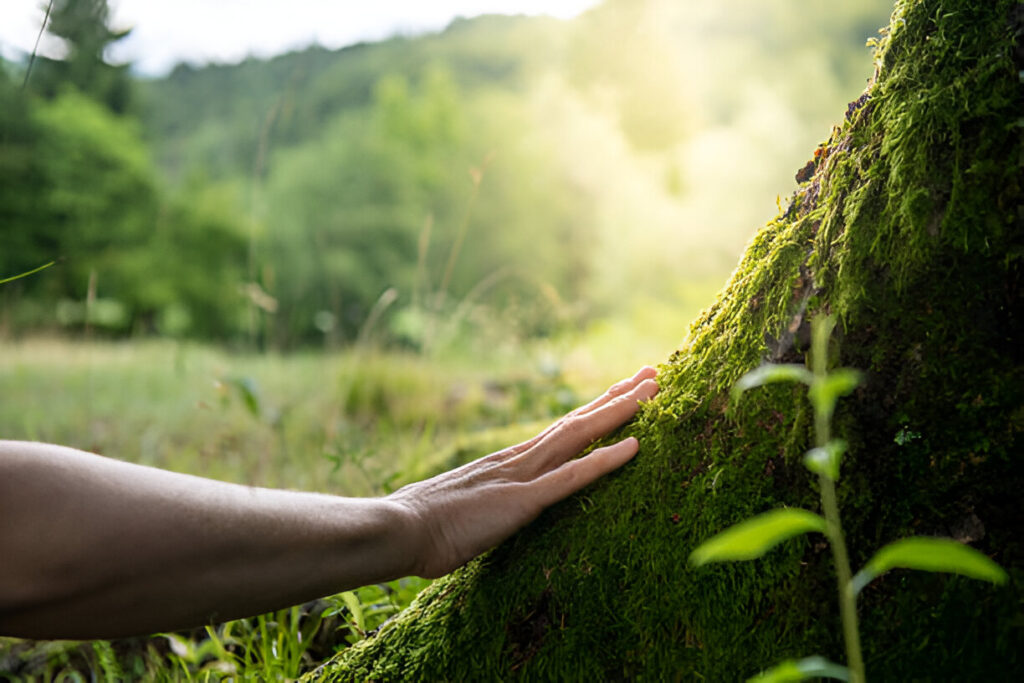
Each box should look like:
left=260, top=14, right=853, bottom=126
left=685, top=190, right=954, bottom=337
left=23, top=0, right=55, bottom=90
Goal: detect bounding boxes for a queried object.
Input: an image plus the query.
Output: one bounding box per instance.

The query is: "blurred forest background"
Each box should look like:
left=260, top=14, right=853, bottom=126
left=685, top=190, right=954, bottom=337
left=3, top=0, right=893, bottom=354
left=1, top=0, right=901, bottom=677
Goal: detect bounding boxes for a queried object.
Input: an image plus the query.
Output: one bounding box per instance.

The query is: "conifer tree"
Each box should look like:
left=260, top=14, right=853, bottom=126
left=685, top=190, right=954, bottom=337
left=32, top=0, right=132, bottom=113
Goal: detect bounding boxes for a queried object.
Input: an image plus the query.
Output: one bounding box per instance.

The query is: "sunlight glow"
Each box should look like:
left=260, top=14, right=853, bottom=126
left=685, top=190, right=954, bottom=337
left=0, top=0, right=599, bottom=75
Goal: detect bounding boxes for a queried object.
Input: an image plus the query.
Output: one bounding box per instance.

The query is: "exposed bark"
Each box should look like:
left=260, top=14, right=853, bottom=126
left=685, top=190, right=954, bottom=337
left=312, top=1, right=1023, bottom=679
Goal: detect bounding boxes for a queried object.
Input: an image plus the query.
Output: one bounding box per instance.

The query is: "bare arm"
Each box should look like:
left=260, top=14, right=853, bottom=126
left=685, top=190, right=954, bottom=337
left=0, top=367, right=658, bottom=640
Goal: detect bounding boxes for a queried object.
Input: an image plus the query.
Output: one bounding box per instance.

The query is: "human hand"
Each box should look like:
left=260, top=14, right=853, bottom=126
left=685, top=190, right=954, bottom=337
left=389, top=366, right=659, bottom=578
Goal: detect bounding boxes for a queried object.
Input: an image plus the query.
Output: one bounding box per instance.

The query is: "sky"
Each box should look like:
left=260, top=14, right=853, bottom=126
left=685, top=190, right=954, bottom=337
left=0, top=0, right=599, bottom=76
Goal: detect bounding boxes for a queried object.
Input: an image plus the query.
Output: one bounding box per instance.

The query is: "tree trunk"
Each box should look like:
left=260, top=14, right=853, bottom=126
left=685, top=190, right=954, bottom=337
left=313, top=0, right=1023, bottom=679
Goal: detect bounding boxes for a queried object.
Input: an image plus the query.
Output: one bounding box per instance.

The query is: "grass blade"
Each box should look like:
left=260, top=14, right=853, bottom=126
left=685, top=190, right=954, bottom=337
left=0, top=261, right=55, bottom=286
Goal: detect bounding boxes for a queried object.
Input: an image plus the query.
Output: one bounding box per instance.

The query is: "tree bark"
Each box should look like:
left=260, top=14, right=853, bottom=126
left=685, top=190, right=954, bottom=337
left=312, top=0, right=1023, bottom=679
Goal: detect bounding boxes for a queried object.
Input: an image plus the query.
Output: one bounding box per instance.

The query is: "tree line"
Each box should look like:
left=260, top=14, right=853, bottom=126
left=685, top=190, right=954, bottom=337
left=1, top=0, right=895, bottom=349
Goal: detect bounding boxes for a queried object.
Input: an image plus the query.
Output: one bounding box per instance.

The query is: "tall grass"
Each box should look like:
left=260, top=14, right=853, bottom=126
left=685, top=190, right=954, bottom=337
left=0, top=330, right=666, bottom=680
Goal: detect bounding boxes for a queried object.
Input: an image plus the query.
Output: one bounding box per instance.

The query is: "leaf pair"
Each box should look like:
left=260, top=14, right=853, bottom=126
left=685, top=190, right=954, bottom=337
left=689, top=508, right=1007, bottom=592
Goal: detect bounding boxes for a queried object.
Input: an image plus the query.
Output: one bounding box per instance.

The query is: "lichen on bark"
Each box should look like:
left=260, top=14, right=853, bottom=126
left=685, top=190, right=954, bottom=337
left=310, top=0, right=1023, bottom=679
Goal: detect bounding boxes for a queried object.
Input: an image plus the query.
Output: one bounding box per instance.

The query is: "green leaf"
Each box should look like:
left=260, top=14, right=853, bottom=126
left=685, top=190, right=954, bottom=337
left=732, top=364, right=814, bottom=403
left=748, top=656, right=850, bottom=682
left=851, top=537, right=1008, bottom=595
left=340, top=590, right=366, bottom=633
left=803, top=439, right=847, bottom=481
left=689, top=508, right=826, bottom=566
left=807, top=368, right=862, bottom=420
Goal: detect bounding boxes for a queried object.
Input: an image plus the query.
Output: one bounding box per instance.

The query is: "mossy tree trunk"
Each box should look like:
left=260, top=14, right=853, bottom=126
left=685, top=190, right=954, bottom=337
left=312, top=1, right=1023, bottom=679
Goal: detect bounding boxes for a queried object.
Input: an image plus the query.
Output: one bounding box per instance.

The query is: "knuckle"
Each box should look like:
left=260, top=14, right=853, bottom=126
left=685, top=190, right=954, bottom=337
left=608, top=394, right=635, bottom=413
left=557, top=462, right=583, bottom=490
left=608, top=379, right=629, bottom=395
left=559, top=415, right=588, bottom=439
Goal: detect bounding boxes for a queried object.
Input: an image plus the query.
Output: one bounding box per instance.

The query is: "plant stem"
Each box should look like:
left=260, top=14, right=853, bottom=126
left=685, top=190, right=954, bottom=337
left=812, top=316, right=866, bottom=682
left=819, top=472, right=865, bottom=683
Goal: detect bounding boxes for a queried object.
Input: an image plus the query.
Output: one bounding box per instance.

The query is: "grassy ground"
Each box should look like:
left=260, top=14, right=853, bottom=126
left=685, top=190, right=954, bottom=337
left=0, top=304, right=700, bottom=680
left=0, top=339, right=569, bottom=679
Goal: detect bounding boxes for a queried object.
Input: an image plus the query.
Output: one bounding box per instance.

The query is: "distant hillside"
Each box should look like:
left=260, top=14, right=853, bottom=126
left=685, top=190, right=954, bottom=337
left=139, top=15, right=569, bottom=182
left=137, top=1, right=894, bottom=201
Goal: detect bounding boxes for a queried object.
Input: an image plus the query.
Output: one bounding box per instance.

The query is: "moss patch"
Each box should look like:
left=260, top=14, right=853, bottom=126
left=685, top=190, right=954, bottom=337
left=311, top=0, right=1023, bottom=679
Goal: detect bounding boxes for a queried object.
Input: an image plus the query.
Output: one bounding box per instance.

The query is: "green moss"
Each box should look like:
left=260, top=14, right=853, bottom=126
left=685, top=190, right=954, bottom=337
left=311, top=1, right=1023, bottom=679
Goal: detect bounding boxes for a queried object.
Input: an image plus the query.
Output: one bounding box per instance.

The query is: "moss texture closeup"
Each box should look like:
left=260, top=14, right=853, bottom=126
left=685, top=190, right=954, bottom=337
left=312, top=0, right=1023, bottom=679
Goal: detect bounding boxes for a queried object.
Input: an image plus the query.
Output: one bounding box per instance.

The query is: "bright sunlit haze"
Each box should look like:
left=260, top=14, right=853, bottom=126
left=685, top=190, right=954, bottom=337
left=1, top=0, right=895, bottom=381
left=1, top=1, right=599, bottom=75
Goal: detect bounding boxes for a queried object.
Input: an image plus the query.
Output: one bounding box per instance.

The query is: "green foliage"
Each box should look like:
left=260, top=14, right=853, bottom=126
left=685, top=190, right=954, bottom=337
left=126, top=0, right=898, bottom=350
left=807, top=369, right=862, bottom=423
left=148, top=576, right=438, bottom=680
left=1, top=86, right=249, bottom=338
left=257, top=63, right=596, bottom=346
left=31, top=89, right=160, bottom=298
left=322, top=578, right=433, bottom=647
left=0, top=68, right=49, bottom=275
left=6, top=0, right=899, bottom=349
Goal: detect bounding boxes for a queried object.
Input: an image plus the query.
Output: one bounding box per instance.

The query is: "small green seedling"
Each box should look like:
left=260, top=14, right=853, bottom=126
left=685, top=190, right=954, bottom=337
left=690, top=316, right=1007, bottom=683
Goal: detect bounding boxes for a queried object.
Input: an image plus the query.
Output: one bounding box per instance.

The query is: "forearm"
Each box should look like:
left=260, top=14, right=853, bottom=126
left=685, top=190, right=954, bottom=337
left=0, top=440, right=416, bottom=639
left=0, top=367, right=659, bottom=640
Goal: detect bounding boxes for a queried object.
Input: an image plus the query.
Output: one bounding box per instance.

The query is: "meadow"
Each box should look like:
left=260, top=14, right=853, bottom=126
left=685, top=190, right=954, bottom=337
left=0, top=299, right=700, bottom=679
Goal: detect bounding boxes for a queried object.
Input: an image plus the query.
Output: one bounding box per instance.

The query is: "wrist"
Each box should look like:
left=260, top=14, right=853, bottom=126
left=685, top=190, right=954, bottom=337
left=383, top=490, right=435, bottom=578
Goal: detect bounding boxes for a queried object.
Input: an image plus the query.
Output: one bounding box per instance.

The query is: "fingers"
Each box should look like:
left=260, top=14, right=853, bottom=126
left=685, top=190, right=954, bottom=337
left=534, top=377, right=658, bottom=461
left=499, top=366, right=658, bottom=460
left=571, top=366, right=657, bottom=419
left=447, top=367, right=658, bottom=484
left=532, top=437, right=639, bottom=509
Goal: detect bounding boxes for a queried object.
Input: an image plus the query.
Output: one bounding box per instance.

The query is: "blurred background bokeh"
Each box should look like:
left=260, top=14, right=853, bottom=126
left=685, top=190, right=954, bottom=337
left=2, top=0, right=894, bottom=352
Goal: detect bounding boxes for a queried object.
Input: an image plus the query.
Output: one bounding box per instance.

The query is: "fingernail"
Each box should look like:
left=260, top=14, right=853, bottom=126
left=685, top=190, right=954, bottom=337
left=636, top=378, right=659, bottom=398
